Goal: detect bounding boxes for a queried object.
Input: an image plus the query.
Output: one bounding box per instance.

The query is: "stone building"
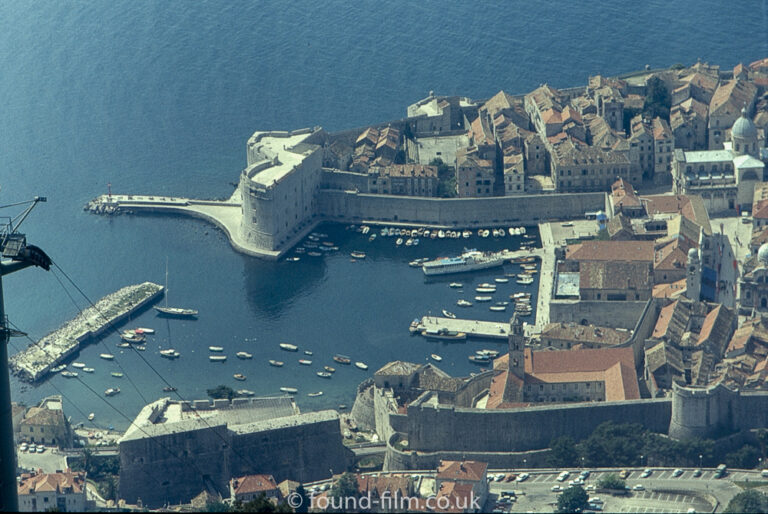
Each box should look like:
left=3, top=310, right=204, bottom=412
left=670, top=98, right=708, bottom=151
left=550, top=140, right=634, bottom=192
left=19, top=396, right=73, bottom=448
left=652, top=118, right=675, bottom=184
left=752, top=183, right=768, bottom=228
left=406, top=93, right=468, bottom=134
left=708, top=79, right=758, bottom=149
left=739, top=243, right=768, bottom=312
left=594, top=86, right=624, bottom=132
left=229, top=474, right=280, bottom=503
left=540, top=322, right=630, bottom=350
left=367, top=164, right=438, bottom=197
left=611, top=178, right=644, bottom=217
left=629, top=116, right=655, bottom=180
left=17, top=469, right=86, bottom=513
left=525, top=84, right=566, bottom=138
left=456, top=146, right=496, bottom=197
left=436, top=460, right=488, bottom=511
left=118, top=396, right=352, bottom=507
left=502, top=153, right=525, bottom=195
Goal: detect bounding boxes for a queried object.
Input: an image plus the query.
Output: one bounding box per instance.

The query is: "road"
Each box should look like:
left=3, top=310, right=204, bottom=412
left=487, top=467, right=751, bottom=513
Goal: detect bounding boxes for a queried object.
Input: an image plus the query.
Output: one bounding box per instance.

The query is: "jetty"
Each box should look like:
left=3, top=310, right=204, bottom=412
left=414, top=316, right=509, bottom=340
left=10, top=282, right=163, bottom=382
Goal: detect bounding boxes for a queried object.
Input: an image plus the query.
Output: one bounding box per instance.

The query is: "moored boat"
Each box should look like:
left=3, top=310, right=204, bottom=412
left=457, top=299, right=473, bottom=307
left=298, top=359, right=312, bottom=365
left=423, top=249, right=507, bottom=276
left=163, top=386, right=177, bottom=392
left=431, top=354, right=442, bottom=362
left=308, top=391, right=323, bottom=397
left=442, top=310, right=457, bottom=319
left=160, top=349, right=180, bottom=359
left=317, top=371, right=332, bottom=378
left=475, top=296, right=492, bottom=302
left=209, top=346, right=224, bottom=352
left=489, top=305, right=507, bottom=312
left=236, top=352, right=253, bottom=359
left=61, top=371, right=78, bottom=378
left=72, top=362, right=86, bottom=369
left=269, top=360, right=284, bottom=367
left=88, top=413, right=95, bottom=421
left=476, top=287, right=496, bottom=293
left=468, top=354, right=491, bottom=364
left=111, top=372, right=123, bottom=378
left=104, top=387, right=120, bottom=396
left=494, top=277, right=509, bottom=283
left=136, top=327, right=155, bottom=334
left=477, top=349, right=500, bottom=358
left=116, top=342, right=130, bottom=348
left=449, top=282, right=463, bottom=288
left=209, top=355, right=227, bottom=362
left=82, top=367, right=94, bottom=373
left=324, top=366, right=336, bottom=373
left=121, top=330, right=146, bottom=343
left=350, top=251, right=366, bottom=259
left=99, top=353, right=115, bottom=360
left=422, top=328, right=467, bottom=341
left=237, top=389, right=255, bottom=397
left=51, top=364, right=67, bottom=373
left=333, top=354, right=352, bottom=365
left=280, top=387, right=298, bottom=394
left=462, top=230, right=471, bottom=238
left=233, top=374, right=246, bottom=381
left=355, top=362, right=369, bottom=370
left=396, top=238, right=403, bottom=246
left=279, top=343, right=299, bottom=352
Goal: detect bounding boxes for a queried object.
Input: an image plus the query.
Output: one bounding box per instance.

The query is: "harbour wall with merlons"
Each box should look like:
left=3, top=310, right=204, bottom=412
left=9, top=282, right=163, bottom=382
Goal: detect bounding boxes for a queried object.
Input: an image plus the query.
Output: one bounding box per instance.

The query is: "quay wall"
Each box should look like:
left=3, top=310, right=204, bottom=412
left=548, top=299, right=648, bottom=330
left=10, top=282, right=163, bottom=382
left=404, top=393, right=671, bottom=452
left=317, top=190, right=608, bottom=227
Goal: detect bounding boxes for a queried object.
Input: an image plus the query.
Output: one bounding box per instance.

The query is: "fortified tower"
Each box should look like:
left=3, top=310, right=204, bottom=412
left=502, top=314, right=526, bottom=403
left=668, top=382, right=739, bottom=440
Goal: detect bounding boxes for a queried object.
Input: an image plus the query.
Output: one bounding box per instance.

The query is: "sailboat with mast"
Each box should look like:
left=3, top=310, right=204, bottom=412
left=154, top=258, right=198, bottom=318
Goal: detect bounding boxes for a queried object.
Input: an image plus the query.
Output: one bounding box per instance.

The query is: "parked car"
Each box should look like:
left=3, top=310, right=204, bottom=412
left=633, top=484, right=645, bottom=491
left=693, top=469, right=702, bottom=477
left=580, top=470, right=591, bottom=479
left=672, top=469, right=683, bottom=477
left=618, top=469, right=629, bottom=479
left=588, top=503, right=603, bottom=512
left=551, top=485, right=563, bottom=492
left=515, top=473, right=529, bottom=482
left=36, top=446, right=45, bottom=453
left=585, top=484, right=596, bottom=492
left=640, top=468, right=652, bottom=478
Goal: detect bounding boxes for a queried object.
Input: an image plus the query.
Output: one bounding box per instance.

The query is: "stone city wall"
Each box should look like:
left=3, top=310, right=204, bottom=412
left=317, top=190, right=607, bottom=227
left=404, top=394, right=671, bottom=453
left=350, top=379, right=376, bottom=431
left=373, top=387, right=402, bottom=443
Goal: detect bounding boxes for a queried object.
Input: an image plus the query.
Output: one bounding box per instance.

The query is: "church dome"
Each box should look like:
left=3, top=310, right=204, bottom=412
left=732, top=107, right=758, bottom=139
left=688, top=247, right=698, bottom=260
left=758, top=243, right=768, bottom=265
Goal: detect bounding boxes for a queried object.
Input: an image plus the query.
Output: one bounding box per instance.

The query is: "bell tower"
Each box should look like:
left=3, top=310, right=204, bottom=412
left=508, top=314, right=526, bottom=381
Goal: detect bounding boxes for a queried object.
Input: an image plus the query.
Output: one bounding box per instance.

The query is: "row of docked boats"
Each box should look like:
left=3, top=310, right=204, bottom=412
left=291, top=232, right=338, bottom=261
left=468, top=349, right=501, bottom=365
left=273, top=343, right=368, bottom=396
left=375, top=226, right=527, bottom=239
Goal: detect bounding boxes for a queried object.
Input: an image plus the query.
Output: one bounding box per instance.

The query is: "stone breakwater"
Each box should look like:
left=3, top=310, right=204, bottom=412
left=10, top=282, right=163, bottom=382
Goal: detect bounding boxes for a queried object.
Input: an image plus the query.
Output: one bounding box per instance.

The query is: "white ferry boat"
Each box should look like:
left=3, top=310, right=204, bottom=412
left=422, top=249, right=506, bottom=276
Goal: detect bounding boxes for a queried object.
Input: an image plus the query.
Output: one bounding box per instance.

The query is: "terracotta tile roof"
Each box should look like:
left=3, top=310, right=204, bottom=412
left=653, top=279, right=687, bottom=299
left=437, top=460, right=488, bottom=482
left=482, top=90, right=515, bottom=118
left=680, top=72, right=719, bottom=93
left=749, top=57, right=768, bottom=72
left=641, top=194, right=712, bottom=235
left=355, top=127, right=379, bottom=147
left=653, top=301, right=678, bottom=338
left=612, top=179, right=642, bottom=208
left=606, top=213, right=634, bottom=239
left=231, top=474, right=278, bottom=496
left=375, top=361, right=421, bottom=376
left=752, top=227, right=768, bottom=248
left=753, top=183, right=768, bottom=219
left=18, top=470, right=85, bottom=495
left=357, top=474, right=411, bottom=498
left=710, top=79, right=758, bottom=117
left=22, top=407, right=65, bottom=427
left=579, top=260, right=653, bottom=291
left=470, top=115, right=495, bottom=147
left=697, top=304, right=736, bottom=356
left=652, top=117, right=673, bottom=140
left=566, top=240, right=654, bottom=263
left=645, top=342, right=684, bottom=374
left=435, top=482, right=475, bottom=513
left=654, top=237, right=693, bottom=271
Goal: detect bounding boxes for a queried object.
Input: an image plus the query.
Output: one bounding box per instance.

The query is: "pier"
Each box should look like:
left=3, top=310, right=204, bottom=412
left=10, top=282, right=163, bottom=382
left=414, top=316, right=510, bottom=341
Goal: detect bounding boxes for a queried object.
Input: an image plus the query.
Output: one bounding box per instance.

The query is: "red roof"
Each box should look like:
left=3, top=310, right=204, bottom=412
left=437, top=460, right=488, bottom=482
left=231, top=474, right=278, bottom=496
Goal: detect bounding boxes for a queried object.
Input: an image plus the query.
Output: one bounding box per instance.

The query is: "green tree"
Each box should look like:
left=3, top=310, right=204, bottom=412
left=430, top=158, right=457, bottom=198
left=725, top=490, right=768, bottom=513
left=203, top=501, right=231, bottom=512
left=548, top=436, right=580, bottom=468
left=207, top=385, right=235, bottom=400
left=579, top=421, right=644, bottom=467
left=622, top=107, right=642, bottom=135
left=643, top=76, right=671, bottom=122
left=327, top=472, right=359, bottom=512
left=556, top=485, right=589, bottom=513
left=231, top=493, right=294, bottom=513
left=725, top=444, right=761, bottom=469
left=597, top=473, right=625, bottom=490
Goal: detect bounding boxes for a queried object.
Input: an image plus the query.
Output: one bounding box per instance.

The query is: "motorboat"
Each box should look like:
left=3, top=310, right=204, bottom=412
left=50, top=364, right=67, bottom=373
left=237, top=389, right=255, bottom=397
left=136, top=327, right=155, bottom=334
left=304, top=350, right=313, bottom=356
left=520, top=227, right=526, bottom=234
left=233, top=374, right=246, bottom=381
left=438, top=230, right=445, bottom=239
left=476, top=287, right=497, bottom=293
left=468, top=354, right=491, bottom=364
left=236, top=352, right=253, bottom=359
left=163, top=386, right=177, bottom=392
left=499, top=228, right=506, bottom=237
left=462, top=230, right=471, bottom=238
left=82, top=367, right=94, bottom=373
left=317, top=371, right=332, bottom=378
left=136, top=345, right=146, bottom=351
left=477, top=349, right=500, bottom=358
left=350, top=251, right=366, bottom=259
left=475, top=296, right=492, bottom=302
left=298, top=359, right=312, bottom=365
left=99, top=353, right=115, bottom=360
left=396, top=238, right=403, bottom=246
left=457, top=299, right=473, bottom=307
left=494, top=277, right=509, bottom=283
left=269, top=360, right=284, bottom=367
left=405, top=238, right=413, bottom=246
left=423, top=249, right=507, bottom=276
left=449, top=282, right=463, bottom=288
left=160, top=349, right=180, bottom=359
left=286, top=256, right=300, bottom=262
left=422, top=328, right=467, bottom=341
left=88, top=413, right=95, bottom=421
left=490, top=305, right=507, bottom=312
left=280, top=387, right=298, bottom=394
left=333, top=355, right=352, bottom=365
left=72, top=362, right=86, bottom=369
left=61, top=371, right=78, bottom=378
left=104, top=388, right=120, bottom=397
left=111, top=372, right=123, bottom=378
left=355, top=362, right=369, bottom=370
left=442, top=310, right=457, bottom=319
left=209, top=355, right=227, bottom=362
left=209, top=346, right=224, bottom=352
left=481, top=230, right=490, bottom=238
left=308, top=391, right=324, bottom=397
left=324, top=366, right=336, bottom=373
left=492, top=229, right=500, bottom=237
left=116, top=342, right=130, bottom=348
left=279, top=343, right=299, bottom=352
left=121, top=330, right=146, bottom=343
left=431, top=354, right=443, bottom=362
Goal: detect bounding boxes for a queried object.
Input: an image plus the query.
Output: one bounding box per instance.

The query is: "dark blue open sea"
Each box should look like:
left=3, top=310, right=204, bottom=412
left=2, top=1, right=766, bottom=429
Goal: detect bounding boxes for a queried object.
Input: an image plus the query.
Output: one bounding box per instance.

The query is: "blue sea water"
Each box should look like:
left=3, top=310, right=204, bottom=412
left=1, top=1, right=766, bottom=429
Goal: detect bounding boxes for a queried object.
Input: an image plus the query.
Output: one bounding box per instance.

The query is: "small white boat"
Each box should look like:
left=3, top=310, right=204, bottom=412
left=476, top=287, right=497, bottom=293
left=136, top=327, right=155, bottom=335
left=449, top=282, right=463, bottom=288
left=304, top=350, right=313, bottom=356
left=269, top=360, right=284, bottom=367
left=279, top=343, right=299, bottom=352
left=481, top=229, right=490, bottom=238
left=520, top=227, right=526, bottom=234
left=104, top=387, right=120, bottom=397
left=99, top=353, right=115, bottom=360
left=236, top=352, right=253, bottom=359
left=87, top=413, right=95, bottom=421
left=209, top=346, right=224, bottom=352
left=355, top=362, right=369, bottom=370
left=442, top=310, right=457, bottom=319
left=475, top=296, right=493, bottom=302
left=280, top=387, right=298, bottom=394
left=209, top=355, right=227, bottom=362
left=499, top=228, right=506, bottom=237
left=160, top=349, right=180, bottom=359
left=308, top=391, right=324, bottom=397
left=438, top=230, right=446, bottom=238
left=317, top=371, right=332, bottom=378
left=405, top=238, right=413, bottom=246
left=457, top=299, right=473, bottom=307
left=350, top=251, right=366, bottom=259
left=490, top=305, right=507, bottom=312
left=50, top=364, right=67, bottom=373
left=431, top=354, right=442, bottom=362
left=286, top=256, right=300, bottom=262
left=494, top=277, right=509, bottom=283
left=82, top=367, right=95, bottom=373
left=116, top=342, right=130, bottom=348
left=111, top=372, right=123, bottom=378
left=237, top=389, right=255, bottom=397
left=233, top=373, right=246, bottom=381
left=72, top=362, right=86, bottom=369
left=61, top=371, right=78, bottom=378
left=298, top=359, right=312, bottom=365
left=492, top=229, right=500, bottom=237
left=396, top=238, right=403, bottom=246
left=462, top=230, right=471, bottom=238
